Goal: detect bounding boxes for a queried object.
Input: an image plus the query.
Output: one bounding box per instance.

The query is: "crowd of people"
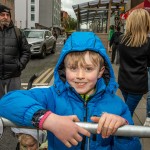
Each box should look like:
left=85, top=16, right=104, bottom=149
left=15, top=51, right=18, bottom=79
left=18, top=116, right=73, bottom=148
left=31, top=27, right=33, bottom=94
left=0, top=3, right=150, bottom=150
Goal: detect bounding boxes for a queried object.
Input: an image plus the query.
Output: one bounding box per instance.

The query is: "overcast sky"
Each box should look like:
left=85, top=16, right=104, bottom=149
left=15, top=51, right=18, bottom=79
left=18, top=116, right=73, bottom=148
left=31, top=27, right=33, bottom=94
left=61, top=0, right=92, bottom=18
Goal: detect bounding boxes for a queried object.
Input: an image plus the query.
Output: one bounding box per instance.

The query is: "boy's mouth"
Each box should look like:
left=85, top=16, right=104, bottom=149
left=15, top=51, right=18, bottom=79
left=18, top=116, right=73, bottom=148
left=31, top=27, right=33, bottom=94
left=75, top=82, right=87, bottom=86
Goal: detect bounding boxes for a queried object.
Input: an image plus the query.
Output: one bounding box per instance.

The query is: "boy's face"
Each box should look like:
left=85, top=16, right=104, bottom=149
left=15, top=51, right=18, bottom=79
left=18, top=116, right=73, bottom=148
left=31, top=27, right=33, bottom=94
left=65, top=52, right=105, bottom=95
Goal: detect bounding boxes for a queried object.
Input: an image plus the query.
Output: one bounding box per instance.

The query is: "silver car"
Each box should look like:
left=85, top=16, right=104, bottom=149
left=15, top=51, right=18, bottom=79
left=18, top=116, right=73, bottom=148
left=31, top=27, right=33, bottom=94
left=23, top=29, right=56, bottom=58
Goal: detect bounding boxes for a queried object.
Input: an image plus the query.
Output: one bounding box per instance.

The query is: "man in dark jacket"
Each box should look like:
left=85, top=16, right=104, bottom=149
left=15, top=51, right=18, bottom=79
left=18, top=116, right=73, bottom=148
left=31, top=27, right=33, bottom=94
left=0, top=4, right=30, bottom=98
left=109, top=26, right=122, bottom=64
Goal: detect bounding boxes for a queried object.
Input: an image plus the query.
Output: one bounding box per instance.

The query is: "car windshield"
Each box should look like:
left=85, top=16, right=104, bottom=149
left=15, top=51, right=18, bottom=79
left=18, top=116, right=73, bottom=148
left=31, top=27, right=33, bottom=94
left=24, top=31, right=44, bottom=39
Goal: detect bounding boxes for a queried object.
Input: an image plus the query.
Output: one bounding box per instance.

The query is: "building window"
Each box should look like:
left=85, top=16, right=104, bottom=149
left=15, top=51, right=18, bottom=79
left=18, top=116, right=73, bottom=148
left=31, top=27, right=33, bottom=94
left=31, top=14, right=35, bottom=21
left=31, top=5, right=35, bottom=12
left=31, top=0, right=35, bottom=4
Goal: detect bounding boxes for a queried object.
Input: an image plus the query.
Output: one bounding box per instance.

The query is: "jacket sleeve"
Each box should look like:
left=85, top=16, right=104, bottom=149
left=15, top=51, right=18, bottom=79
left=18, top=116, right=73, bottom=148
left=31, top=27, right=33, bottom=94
left=0, top=87, right=54, bottom=127
left=113, top=100, right=142, bottom=150
left=19, top=31, right=31, bottom=70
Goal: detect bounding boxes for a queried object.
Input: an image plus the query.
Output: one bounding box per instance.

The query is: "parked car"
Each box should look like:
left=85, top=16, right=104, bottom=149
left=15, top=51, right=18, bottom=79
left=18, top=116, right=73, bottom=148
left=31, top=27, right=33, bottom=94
left=23, top=29, right=56, bottom=58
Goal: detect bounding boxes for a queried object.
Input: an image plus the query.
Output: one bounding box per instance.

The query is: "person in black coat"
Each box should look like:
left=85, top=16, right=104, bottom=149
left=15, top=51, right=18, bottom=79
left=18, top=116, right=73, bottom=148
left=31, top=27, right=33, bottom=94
left=118, top=9, right=150, bottom=116
left=0, top=4, right=30, bottom=98
left=109, top=26, right=122, bottom=64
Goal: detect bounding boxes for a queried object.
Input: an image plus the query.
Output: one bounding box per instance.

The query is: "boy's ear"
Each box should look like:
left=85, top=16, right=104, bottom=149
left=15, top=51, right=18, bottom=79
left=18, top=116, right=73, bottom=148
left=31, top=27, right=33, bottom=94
left=98, top=66, right=105, bottom=78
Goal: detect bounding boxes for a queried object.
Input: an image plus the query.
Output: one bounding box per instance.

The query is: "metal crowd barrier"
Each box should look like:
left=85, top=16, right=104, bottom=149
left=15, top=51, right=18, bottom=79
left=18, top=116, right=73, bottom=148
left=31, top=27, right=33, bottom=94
left=1, top=117, right=150, bottom=138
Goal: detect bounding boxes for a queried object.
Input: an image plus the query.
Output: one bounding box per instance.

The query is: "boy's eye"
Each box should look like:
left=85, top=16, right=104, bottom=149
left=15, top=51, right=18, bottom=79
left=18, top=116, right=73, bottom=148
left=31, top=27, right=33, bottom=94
left=85, top=67, right=93, bottom=71
left=70, top=66, right=77, bottom=70
left=69, top=66, right=77, bottom=71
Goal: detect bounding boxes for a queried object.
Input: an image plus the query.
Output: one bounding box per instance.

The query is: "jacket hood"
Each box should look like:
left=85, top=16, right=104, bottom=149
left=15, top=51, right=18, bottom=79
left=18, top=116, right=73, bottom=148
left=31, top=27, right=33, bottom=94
left=54, top=32, right=118, bottom=94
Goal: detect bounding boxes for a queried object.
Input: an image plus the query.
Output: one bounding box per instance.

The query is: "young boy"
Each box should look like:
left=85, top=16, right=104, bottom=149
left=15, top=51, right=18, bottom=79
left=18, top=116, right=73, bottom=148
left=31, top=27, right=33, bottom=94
left=0, top=32, right=141, bottom=150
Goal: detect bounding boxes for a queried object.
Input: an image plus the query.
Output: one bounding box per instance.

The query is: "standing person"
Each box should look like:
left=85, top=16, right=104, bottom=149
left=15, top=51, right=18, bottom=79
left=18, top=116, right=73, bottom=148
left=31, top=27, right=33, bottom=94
left=109, top=26, right=123, bottom=64
left=108, top=25, right=115, bottom=52
left=0, top=4, right=30, bottom=98
left=53, top=30, right=58, bottom=40
left=0, top=32, right=141, bottom=150
left=118, top=9, right=150, bottom=117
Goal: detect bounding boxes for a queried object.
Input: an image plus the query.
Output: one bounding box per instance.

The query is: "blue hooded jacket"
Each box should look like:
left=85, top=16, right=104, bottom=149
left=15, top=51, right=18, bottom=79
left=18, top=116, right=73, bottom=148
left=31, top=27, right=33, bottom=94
left=0, top=32, right=141, bottom=150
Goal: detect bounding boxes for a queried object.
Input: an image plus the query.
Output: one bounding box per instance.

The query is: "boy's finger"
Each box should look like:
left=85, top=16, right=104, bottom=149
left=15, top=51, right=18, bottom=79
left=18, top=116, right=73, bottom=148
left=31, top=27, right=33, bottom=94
left=69, top=115, right=80, bottom=122
left=78, top=127, right=91, bottom=137
left=74, top=133, right=83, bottom=142
left=90, top=116, right=100, bottom=122
left=64, top=141, right=72, bottom=148
left=69, top=138, right=78, bottom=146
left=97, top=116, right=106, bottom=134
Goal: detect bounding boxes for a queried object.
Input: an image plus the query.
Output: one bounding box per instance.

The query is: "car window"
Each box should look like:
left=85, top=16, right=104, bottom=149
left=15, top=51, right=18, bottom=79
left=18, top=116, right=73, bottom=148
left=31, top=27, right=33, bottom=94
left=24, top=31, right=44, bottom=39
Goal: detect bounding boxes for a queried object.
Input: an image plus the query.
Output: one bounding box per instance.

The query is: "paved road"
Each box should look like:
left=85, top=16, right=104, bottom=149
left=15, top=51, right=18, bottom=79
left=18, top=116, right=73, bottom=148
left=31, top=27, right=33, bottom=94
left=0, top=36, right=64, bottom=150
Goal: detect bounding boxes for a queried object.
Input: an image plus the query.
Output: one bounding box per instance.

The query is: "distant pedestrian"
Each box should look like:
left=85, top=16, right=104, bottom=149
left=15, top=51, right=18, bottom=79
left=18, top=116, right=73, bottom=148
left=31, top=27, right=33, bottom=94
left=53, top=30, right=57, bottom=40
left=108, top=25, right=115, bottom=52
left=118, top=9, right=150, bottom=116
left=109, top=26, right=123, bottom=64
left=0, top=4, right=30, bottom=98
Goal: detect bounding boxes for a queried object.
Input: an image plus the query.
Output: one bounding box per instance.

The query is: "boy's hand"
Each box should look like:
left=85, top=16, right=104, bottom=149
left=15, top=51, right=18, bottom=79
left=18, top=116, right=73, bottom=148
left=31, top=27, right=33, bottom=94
left=91, top=113, right=127, bottom=138
left=42, top=114, right=91, bottom=148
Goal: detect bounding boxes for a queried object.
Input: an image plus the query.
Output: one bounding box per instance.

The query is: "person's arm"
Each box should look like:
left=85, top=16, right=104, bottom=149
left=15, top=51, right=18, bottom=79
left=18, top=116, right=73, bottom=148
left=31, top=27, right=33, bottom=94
left=0, top=88, right=91, bottom=148
left=91, top=100, right=141, bottom=150
left=19, top=32, right=31, bottom=70
left=0, top=89, right=48, bottom=127
left=91, top=113, right=141, bottom=150
left=91, top=113, right=127, bottom=138
left=41, top=113, right=90, bottom=148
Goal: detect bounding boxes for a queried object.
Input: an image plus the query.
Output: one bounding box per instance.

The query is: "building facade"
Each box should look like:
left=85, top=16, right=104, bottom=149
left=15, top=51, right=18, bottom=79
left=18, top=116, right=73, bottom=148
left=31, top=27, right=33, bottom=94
left=15, top=0, right=61, bottom=29
left=39, top=0, right=61, bottom=28
left=61, top=10, right=69, bottom=29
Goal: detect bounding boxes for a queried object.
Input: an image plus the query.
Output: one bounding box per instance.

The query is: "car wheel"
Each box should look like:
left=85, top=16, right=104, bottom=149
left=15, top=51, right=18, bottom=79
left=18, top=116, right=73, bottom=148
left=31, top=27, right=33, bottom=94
left=51, top=42, right=56, bottom=54
left=40, top=45, right=46, bottom=59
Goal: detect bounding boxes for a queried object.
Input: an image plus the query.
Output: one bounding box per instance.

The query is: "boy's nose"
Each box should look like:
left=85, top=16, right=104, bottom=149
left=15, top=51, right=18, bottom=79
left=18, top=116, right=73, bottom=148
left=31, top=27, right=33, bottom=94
left=76, top=69, right=85, bottom=79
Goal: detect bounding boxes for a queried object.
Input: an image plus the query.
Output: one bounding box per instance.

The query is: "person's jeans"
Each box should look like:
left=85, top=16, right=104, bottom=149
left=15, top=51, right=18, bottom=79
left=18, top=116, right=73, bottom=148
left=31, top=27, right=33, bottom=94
left=121, top=90, right=143, bottom=116
left=147, top=67, right=150, bottom=117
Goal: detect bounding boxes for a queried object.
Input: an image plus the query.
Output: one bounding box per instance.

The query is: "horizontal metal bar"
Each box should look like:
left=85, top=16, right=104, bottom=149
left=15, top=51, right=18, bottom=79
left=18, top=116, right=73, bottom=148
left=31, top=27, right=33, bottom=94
left=76, top=122, right=150, bottom=138
left=1, top=118, right=150, bottom=138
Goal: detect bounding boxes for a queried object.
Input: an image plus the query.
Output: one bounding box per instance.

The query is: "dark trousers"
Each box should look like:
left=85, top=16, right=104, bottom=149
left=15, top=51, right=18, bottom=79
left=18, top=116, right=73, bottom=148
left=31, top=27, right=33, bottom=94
left=121, top=90, right=143, bottom=116
left=0, top=77, right=21, bottom=98
left=111, top=44, right=118, bottom=63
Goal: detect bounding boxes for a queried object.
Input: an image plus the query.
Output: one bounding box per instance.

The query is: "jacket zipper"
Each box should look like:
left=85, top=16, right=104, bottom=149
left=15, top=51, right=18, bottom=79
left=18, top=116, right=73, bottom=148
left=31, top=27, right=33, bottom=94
left=81, top=101, right=89, bottom=150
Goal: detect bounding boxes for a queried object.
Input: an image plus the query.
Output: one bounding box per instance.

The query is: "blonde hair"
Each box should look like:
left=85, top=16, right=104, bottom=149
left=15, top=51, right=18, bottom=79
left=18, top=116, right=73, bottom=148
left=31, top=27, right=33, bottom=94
left=122, top=9, right=150, bottom=47
left=64, top=51, right=104, bottom=69
left=18, top=134, right=37, bottom=150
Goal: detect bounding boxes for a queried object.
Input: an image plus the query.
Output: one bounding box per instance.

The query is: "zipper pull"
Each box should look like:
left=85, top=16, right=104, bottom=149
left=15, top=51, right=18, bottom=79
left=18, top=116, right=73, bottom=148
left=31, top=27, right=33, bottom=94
left=87, top=137, right=90, bottom=150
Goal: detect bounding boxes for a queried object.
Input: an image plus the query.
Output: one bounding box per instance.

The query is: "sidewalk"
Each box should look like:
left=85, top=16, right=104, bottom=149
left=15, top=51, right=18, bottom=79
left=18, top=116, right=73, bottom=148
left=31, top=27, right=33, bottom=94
left=112, top=64, right=150, bottom=150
